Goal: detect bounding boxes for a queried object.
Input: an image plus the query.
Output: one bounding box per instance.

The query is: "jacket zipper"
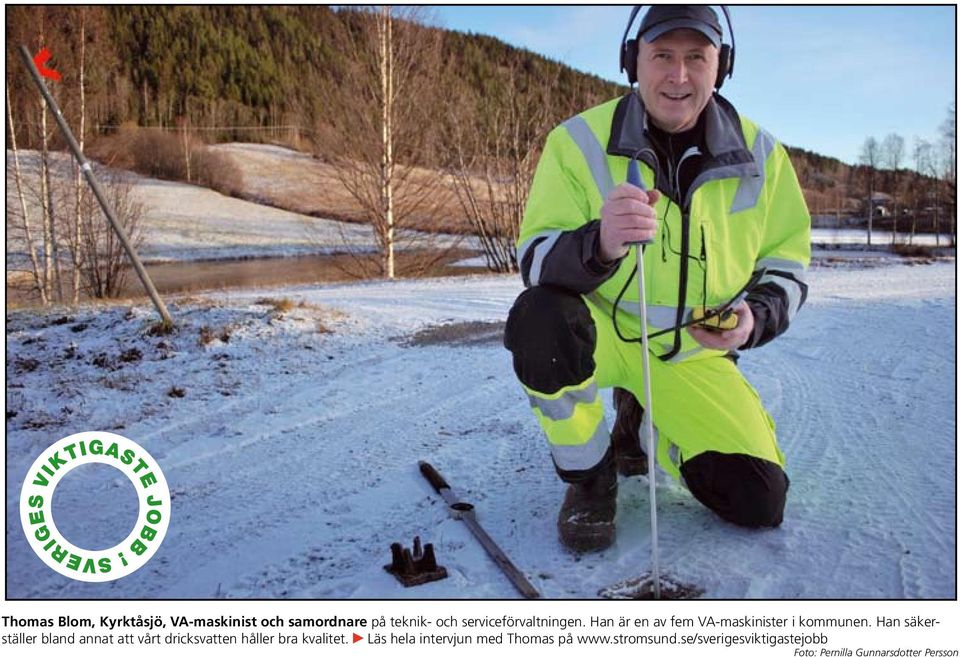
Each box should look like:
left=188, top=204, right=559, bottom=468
left=700, top=224, right=709, bottom=307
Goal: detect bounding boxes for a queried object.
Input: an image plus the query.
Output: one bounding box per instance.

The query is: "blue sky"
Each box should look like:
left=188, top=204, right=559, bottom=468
left=430, top=5, right=956, bottom=166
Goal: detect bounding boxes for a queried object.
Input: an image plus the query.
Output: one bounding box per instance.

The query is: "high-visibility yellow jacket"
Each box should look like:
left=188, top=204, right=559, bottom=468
left=517, top=92, right=811, bottom=362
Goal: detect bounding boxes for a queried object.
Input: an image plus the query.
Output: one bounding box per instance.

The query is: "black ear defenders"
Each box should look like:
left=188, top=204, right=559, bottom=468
left=619, top=5, right=736, bottom=90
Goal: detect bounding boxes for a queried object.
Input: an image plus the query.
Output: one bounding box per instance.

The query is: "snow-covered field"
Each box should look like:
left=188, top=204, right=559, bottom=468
left=130, top=175, right=377, bottom=262
left=6, top=149, right=465, bottom=266
left=811, top=227, right=953, bottom=247
left=5, top=260, right=955, bottom=599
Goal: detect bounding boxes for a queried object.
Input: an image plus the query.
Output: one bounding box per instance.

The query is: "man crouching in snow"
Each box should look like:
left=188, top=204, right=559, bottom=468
left=504, top=5, right=810, bottom=552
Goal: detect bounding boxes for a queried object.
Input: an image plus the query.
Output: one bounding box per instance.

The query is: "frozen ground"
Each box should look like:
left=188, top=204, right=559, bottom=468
left=811, top=227, right=953, bottom=247
left=130, top=175, right=377, bottom=262
left=4, top=260, right=956, bottom=599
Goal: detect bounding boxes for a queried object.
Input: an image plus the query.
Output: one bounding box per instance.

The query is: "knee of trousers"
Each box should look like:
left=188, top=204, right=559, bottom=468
left=503, top=286, right=597, bottom=394
left=680, top=451, right=789, bottom=528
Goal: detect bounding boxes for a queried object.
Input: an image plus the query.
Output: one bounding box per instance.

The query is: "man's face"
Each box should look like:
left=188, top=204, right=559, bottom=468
left=636, top=28, right=719, bottom=133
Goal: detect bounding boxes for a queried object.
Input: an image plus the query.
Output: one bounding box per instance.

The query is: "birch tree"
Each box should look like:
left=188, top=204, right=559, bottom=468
left=859, top=136, right=880, bottom=247
left=6, top=87, right=48, bottom=304
left=882, top=133, right=904, bottom=245
left=442, top=62, right=563, bottom=272
left=939, top=102, right=956, bottom=245
left=911, top=138, right=932, bottom=243
left=314, top=6, right=448, bottom=279
left=68, top=7, right=89, bottom=304
left=35, top=17, right=65, bottom=301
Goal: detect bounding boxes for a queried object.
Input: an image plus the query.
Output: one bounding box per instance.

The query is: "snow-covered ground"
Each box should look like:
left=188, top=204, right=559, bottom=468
left=5, top=260, right=955, bottom=599
left=811, top=227, right=953, bottom=247
left=130, top=175, right=378, bottom=262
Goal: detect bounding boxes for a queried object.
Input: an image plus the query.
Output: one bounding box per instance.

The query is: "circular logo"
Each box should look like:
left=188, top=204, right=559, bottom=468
left=19, top=431, right=171, bottom=582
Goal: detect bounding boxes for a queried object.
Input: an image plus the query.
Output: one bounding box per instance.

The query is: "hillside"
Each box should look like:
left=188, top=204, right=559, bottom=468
left=5, top=7, right=622, bottom=147
left=5, top=6, right=952, bottom=235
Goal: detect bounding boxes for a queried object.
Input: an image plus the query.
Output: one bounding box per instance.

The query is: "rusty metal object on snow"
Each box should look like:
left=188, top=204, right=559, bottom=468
left=418, top=461, right=541, bottom=599
left=384, top=536, right=448, bottom=587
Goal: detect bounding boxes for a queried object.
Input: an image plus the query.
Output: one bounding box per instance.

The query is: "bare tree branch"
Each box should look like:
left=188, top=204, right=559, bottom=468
left=310, top=6, right=452, bottom=279
left=6, top=87, right=48, bottom=304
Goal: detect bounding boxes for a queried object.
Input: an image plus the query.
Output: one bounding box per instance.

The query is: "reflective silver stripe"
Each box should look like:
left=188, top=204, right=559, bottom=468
left=528, top=232, right=562, bottom=286
left=760, top=271, right=805, bottom=321
left=563, top=115, right=614, bottom=200
left=730, top=129, right=776, bottom=214
left=613, top=300, right=691, bottom=328
left=550, top=419, right=610, bottom=472
left=642, top=417, right=683, bottom=475
left=590, top=288, right=711, bottom=341
left=586, top=291, right=704, bottom=361
left=640, top=415, right=674, bottom=470
left=756, top=257, right=807, bottom=321
left=517, top=229, right=564, bottom=286
left=669, top=345, right=706, bottom=363
left=517, top=229, right=559, bottom=266
left=689, top=162, right=759, bottom=201
left=668, top=443, right=681, bottom=468
left=756, top=257, right=806, bottom=278
left=527, top=382, right=598, bottom=422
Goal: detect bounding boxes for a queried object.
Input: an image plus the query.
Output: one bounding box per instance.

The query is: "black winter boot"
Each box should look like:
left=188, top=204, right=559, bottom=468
left=557, top=456, right=618, bottom=553
left=611, top=388, right=648, bottom=476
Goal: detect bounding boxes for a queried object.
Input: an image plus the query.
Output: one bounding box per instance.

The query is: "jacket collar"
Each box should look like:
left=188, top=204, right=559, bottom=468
left=607, top=91, right=759, bottom=175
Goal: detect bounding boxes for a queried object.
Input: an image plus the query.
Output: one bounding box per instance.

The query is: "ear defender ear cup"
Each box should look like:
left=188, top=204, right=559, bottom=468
left=715, top=43, right=731, bottom=89
left=622, top=38, right=639, bottom=84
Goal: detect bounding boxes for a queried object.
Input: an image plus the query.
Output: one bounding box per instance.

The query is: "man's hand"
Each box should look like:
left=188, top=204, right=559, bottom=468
left=687, top=301, right=755, bottom=351
left=599, top=184, right=662, bottom=262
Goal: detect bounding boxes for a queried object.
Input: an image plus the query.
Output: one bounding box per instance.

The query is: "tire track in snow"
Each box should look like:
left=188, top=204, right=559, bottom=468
left=195, top=343, right=527, bottom=599
left=767, top=297, right=955, bottom=598
left=851, top=302, right=954, bottom=597
left=152, top=342, right=524, bottom=597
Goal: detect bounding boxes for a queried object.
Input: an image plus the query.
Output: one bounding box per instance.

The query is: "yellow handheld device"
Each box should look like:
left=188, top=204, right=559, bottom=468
left=691, top=306, right=739, bottom=331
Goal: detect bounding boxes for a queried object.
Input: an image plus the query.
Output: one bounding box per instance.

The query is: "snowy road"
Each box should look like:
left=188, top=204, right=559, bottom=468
left=4, top=262, right=956, bottom=599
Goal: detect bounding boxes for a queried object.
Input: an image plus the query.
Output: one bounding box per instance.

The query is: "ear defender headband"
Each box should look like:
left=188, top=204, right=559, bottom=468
left=619, top=5, right=736, bottom=90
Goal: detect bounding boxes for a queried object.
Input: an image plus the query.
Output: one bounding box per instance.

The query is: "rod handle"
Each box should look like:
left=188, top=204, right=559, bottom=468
left=418, top=461, right=449, bottom=493
left=626, top=157, right=642, bottom=187
left=627, top=159, right=654, bottom=245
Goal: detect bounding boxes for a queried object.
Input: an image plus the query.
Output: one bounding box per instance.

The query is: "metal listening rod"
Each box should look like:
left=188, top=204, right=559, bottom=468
left=627, top=157, right=661, bottom=600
